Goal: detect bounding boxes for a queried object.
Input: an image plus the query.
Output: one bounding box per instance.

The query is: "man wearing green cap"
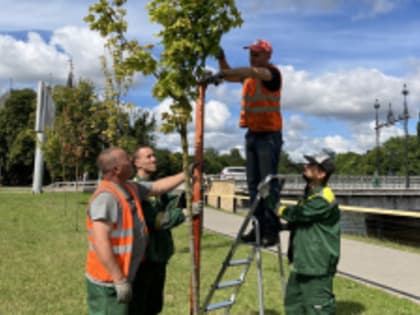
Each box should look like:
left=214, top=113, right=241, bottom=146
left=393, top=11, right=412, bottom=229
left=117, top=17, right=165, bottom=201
left=278, top=151, right=340, bottom=315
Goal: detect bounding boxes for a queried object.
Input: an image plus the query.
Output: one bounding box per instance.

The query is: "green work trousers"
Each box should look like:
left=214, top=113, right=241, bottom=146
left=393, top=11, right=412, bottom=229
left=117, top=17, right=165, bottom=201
left=86, top=279, right=129, bottom=315
left=284, top=271, right=336, bottom=315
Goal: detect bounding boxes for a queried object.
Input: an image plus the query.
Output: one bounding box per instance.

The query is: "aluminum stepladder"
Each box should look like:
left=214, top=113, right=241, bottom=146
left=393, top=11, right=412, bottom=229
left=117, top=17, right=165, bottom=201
left=201, top=174, right=287, bottom=315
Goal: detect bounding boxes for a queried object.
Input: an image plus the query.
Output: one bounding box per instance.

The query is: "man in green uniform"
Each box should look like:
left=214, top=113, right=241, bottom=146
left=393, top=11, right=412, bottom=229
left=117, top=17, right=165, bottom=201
left=131, top=146, right=186, bottom=315
left=278, top=151, right=340, bottom=315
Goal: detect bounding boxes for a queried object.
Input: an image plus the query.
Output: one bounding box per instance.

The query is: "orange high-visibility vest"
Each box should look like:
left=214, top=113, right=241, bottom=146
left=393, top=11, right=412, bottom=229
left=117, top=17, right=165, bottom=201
left=86, top=180, right=148, bottom=283
left=239, top=65, right=282, bottom=132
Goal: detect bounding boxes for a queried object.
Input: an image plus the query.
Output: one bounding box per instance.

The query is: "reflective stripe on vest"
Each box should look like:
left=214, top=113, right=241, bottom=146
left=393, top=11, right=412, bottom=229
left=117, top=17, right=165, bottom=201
left=85, top=180, right=148, bottom=284
left=242, top=80, right=280, bottom=104
left=87, top=227, right=134, bottom=238
left=240, top=65, right=282, bottom=131
left=88, top=242, right=131, bottom=254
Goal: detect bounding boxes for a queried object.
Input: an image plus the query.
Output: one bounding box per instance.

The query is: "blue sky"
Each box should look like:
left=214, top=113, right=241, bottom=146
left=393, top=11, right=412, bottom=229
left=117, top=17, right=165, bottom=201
left=0, top=0, right=420, bottom=161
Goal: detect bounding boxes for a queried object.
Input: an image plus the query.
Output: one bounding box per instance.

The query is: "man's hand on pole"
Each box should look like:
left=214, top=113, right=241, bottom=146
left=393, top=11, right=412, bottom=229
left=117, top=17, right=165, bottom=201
left=192, top=200, right=204, bottom=217
left=197, top=70, right=224, bottom=86
left=215, top=46, right=225, bottom=60
left=188, top=161, right=200, bottom=177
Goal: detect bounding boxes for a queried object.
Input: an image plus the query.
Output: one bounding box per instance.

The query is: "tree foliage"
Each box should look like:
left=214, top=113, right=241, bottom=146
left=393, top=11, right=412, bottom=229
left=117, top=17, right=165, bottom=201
left=0, top=89, right=36, bottom=185
left=43, top=79, right=157, bottom=181
left=85, top=0, right=157, bottom=146
left=43, top=80, right=102, bottom=181
left=332, top=136, right=420, bottom=176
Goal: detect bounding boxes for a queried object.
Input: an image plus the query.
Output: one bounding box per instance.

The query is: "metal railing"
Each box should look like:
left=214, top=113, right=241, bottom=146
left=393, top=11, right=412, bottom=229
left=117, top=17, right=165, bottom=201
left=206, top=174, right=420, bottom=191
left=44, top=180, right=98, bottom=192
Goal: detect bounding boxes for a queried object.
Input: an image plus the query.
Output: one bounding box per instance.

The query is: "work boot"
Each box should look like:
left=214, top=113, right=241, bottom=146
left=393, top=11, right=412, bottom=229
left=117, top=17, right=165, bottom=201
left=241, top=228, right=257, bottom=243
left=261, top=233, right=279, bottom=247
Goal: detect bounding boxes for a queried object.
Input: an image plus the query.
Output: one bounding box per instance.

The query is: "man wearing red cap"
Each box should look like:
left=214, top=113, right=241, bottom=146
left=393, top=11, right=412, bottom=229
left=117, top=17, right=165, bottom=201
left=214, top=39, right=283, bottom=246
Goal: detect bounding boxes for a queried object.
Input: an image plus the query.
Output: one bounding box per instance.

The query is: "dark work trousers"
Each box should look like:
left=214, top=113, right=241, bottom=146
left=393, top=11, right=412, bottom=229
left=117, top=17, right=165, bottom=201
left=129, top=260, right=166, bottom=315
left=245, top=130, right=283, bottom=236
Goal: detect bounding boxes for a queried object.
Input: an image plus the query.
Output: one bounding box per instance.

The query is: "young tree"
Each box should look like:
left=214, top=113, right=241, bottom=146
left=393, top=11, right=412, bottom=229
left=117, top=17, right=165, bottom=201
left=85, top=1, right=242, bottom=313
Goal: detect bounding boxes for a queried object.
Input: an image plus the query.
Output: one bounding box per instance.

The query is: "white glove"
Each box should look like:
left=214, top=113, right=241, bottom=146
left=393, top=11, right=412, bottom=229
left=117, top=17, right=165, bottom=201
left=114, top=280, right=132, bottom=303
left=182, top=200, right=203, bottom=218
left=192, top=200, right=203, bottom=216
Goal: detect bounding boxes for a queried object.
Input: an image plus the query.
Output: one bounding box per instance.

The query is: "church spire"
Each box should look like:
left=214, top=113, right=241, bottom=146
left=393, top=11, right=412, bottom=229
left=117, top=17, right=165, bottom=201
left=66, top=58, right=74, bottom=88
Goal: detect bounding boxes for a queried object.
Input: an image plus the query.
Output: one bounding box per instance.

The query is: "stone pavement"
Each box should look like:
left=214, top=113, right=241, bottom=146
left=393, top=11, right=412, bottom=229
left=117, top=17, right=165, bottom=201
left=202, top=207, right=420, bottom=303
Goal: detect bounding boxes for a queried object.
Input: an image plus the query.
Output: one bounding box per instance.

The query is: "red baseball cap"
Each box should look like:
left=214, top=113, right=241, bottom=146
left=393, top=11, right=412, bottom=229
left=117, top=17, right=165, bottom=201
left=244, top=39, right=273, bottom=55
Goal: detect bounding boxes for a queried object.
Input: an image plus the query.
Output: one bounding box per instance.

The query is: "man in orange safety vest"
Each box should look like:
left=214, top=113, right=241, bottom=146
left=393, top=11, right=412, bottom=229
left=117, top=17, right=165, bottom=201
left=212, top=39, right=283, bottom=247
left=85, top=147, right=187, bottom=315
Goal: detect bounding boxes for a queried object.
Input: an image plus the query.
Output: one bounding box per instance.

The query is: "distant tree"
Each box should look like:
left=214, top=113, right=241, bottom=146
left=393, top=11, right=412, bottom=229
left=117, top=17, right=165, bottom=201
left=220, top=148, right=245, bottom=167
left=153, top=148, right=182, bottom=179
left=129, top=108, right=157, bottom=148
left=334, top=152, right=363, bottom=175
left=203, top=148, right=224, bottom=174
left=0, top=89, right=36, bottom=185
left=278, top=151, right=301, bottom=174
left=381, top=136, right=419, bottom=176
left=44, top=80, right=106, bottom=181
left=417, top=113, right=420, bottom=144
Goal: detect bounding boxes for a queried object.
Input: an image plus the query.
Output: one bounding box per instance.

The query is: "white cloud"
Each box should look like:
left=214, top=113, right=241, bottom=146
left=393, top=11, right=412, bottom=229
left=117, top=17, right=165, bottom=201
left=0, top=32, right=68, bottom=83
left=281, top=64, right=419, bottom=122
left=353, top=0, right=398, bottom=20
left=286, top=115, right=308, bottom=133
left=208, top=83, right=242, bottom=108
left=201, top=100, right=231, bottom=131
left=152, top=98, right=232, bottom=131
left=50, top=26, right=105, bottom=83
left=0, top=26, right=106, bottom=87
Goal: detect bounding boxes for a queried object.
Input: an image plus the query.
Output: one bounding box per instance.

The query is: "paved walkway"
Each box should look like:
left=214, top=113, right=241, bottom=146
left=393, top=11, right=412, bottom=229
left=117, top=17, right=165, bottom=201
left=202, top=207, right=420, bottom=303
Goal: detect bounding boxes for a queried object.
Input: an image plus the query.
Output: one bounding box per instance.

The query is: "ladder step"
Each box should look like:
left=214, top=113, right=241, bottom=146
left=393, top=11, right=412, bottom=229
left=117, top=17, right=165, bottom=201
left=228, top=258, right=251, bottom=266
left=205, top=300, right=234, bottom=311
left=217, top=279, right=243, bottom=289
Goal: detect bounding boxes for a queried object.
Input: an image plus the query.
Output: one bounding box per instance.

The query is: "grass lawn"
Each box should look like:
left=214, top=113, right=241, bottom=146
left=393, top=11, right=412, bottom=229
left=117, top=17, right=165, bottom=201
left=0, top=192, right=419, bottom=314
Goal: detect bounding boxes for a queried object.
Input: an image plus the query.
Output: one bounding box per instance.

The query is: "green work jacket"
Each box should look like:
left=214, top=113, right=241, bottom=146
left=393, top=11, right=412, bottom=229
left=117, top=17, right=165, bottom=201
left=134, top=176, right=185, bottom=263
left=281, top=185, right=340, bottom=276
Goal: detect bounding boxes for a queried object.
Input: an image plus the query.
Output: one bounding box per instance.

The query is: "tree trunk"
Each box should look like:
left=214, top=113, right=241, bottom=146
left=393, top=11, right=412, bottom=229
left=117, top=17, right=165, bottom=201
left=180, top=125, right=199, bottom=315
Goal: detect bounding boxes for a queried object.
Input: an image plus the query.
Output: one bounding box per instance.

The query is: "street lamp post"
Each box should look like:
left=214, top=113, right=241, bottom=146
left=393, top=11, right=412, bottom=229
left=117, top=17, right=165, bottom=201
left=373, top=99, right=391, bottom=186
left=373, top=84, right=410, bottom=189
left=374, top=99, right=381, bottom=178
left=401, top=84, right=410, bottom=188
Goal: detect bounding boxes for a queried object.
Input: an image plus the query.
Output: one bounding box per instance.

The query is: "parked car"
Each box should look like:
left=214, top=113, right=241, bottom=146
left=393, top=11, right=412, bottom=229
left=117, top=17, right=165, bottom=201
left=220, top=166, right=247, bottom=181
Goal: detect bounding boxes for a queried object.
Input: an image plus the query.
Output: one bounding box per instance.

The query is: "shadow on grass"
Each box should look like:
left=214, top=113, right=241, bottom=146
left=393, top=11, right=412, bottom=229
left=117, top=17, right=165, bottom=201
left=248, top=301, right=364, bottom=315
left=248, top=310, right=280, bottom=315
left=337, top=300, right=365, bottom=314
